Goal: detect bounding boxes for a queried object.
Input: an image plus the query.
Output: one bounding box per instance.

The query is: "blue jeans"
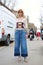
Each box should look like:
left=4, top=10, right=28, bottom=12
left=14, top=30, right=28, bottom=57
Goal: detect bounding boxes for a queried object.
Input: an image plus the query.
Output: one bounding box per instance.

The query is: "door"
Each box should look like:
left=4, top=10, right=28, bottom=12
left=0, top=21, right=2, bottom=38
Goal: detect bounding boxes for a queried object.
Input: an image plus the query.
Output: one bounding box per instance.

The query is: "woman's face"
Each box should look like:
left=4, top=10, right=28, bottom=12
left=18, top=12, right=23, bottom=17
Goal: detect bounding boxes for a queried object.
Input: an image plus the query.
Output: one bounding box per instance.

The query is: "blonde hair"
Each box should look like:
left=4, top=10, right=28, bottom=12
left=18, top=9, right=24, bottom=17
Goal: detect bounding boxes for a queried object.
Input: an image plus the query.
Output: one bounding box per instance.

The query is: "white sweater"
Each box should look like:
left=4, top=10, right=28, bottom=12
left=15, top=17, right=28, bottom=30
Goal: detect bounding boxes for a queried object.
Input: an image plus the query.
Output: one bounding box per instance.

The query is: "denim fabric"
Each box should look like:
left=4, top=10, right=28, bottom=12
left=14, top=30, right=28, bottom=57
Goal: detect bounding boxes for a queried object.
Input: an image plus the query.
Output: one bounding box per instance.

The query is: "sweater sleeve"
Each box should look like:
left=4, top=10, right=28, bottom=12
left=25, top=18, right=28, bottom=29
left=24, top=18, right=28, bottom=33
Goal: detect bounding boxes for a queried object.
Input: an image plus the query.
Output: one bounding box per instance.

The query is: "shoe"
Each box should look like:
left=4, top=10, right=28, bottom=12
left=24, top=57, right=28, bottom=63
left=18, top=56, right=21, bottom=62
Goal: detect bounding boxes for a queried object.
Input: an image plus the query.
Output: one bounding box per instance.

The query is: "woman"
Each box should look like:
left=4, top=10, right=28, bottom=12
left=36, top=29, right=40, bottom=40
left=14, top=9, right=28, bottom=62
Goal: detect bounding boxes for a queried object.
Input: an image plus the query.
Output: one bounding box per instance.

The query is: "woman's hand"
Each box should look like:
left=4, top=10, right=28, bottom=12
left=26, top=34, right=28, bottom=38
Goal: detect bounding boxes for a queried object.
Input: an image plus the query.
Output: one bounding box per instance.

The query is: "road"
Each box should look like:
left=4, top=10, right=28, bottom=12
left=0, top=38, right=43, bottom=65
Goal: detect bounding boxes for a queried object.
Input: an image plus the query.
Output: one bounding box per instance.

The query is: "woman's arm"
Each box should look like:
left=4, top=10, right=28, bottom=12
left=24, top=18, right=29, bottom=38
left=25, top=18, right=28, bottom=33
